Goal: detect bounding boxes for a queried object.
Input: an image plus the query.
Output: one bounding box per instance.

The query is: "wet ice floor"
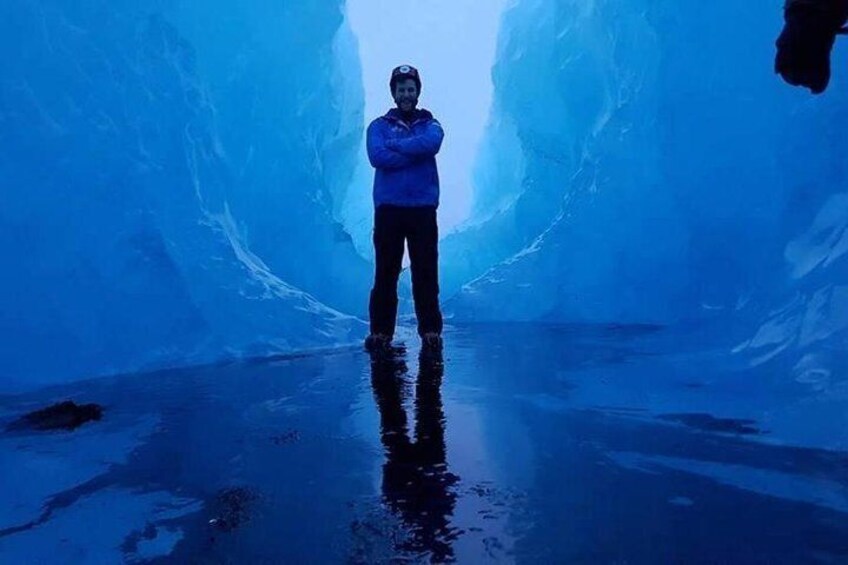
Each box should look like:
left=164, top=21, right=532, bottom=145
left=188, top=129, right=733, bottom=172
left=1, top=322, right=847, bottom=563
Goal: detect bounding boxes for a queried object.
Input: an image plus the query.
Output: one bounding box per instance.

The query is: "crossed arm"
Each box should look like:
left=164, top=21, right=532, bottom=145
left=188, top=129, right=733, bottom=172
left=367, top=120, right=444, bottom=169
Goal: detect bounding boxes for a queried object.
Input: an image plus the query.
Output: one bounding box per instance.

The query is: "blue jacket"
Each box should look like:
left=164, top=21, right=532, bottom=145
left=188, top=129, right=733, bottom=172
left=366, top=108, right=444, bottom=208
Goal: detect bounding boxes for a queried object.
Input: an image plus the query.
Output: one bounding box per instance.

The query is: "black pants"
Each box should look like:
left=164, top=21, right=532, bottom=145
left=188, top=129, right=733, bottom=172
left=370, top=205, right=443, bottom=337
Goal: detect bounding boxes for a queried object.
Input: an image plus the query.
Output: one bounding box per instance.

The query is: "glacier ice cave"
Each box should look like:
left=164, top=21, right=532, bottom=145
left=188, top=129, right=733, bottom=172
left=1, top=0, right=847, bottom=562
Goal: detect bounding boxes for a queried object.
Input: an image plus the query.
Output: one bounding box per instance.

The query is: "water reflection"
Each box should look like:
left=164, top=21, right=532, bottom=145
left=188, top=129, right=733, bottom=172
left=369, top=347, right=460, bottom=562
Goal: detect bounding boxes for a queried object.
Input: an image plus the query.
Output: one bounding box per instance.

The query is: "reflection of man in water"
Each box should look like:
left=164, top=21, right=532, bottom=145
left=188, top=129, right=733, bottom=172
left=369, top=349, right=459, bottom=561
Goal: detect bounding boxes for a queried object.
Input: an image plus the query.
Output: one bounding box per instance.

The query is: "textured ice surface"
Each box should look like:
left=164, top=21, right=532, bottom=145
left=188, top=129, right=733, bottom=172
left=4, top=0, right=848, bottom=397
left=0, top=1, right=366, bottom=390
left=444, top=0, right=848, bottom=331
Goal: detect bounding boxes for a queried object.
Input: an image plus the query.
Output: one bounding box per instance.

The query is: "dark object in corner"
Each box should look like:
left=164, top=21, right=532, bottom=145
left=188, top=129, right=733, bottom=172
left=775, top=0, right=848, bottom=94
left=6, top=400, right=103, bottom=432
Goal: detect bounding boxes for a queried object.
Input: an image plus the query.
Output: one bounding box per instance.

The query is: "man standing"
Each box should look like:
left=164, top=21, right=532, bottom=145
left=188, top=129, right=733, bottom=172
left=365, top=64, right=444, bottom=352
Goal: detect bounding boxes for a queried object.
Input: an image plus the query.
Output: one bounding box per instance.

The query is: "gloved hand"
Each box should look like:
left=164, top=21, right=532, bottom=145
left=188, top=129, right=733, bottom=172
left=385, top=138, right=399, bottom=150
left=776, top=1, right=848, bottom=94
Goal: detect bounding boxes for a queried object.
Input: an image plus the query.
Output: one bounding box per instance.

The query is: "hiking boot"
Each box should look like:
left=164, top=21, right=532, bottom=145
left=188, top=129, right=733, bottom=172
left=364, top=333, right=392, bottom=352
left=421, top=332, right=443, bottom=351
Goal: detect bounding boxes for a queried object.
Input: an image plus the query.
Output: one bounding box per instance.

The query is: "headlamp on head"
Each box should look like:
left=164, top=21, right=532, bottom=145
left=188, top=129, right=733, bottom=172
left=390, top=64, right=422, bottom=93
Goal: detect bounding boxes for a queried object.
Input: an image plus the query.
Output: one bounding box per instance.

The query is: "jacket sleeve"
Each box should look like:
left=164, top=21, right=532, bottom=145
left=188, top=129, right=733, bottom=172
left=367, top=120, right=416, bottom=169
left=390, top=119, right=444, bottom=157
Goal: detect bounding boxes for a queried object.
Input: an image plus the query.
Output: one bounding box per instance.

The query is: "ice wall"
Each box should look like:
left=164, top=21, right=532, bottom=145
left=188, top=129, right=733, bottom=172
left=164, top=1, right=372, bottom=315
left=4, top=0, right=847, bottom=390
left=0, top=1, right=366, bottom=390
left=445, top=0, right=848, bottom=328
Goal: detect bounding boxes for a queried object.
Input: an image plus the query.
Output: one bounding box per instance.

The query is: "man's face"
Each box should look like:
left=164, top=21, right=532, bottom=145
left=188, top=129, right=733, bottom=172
left=392, top=78, right=419, bottom=112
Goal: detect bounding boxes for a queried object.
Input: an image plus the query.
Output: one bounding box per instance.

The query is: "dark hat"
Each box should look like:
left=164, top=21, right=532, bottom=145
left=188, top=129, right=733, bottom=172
left=390, top=64, right=422, bottom=92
